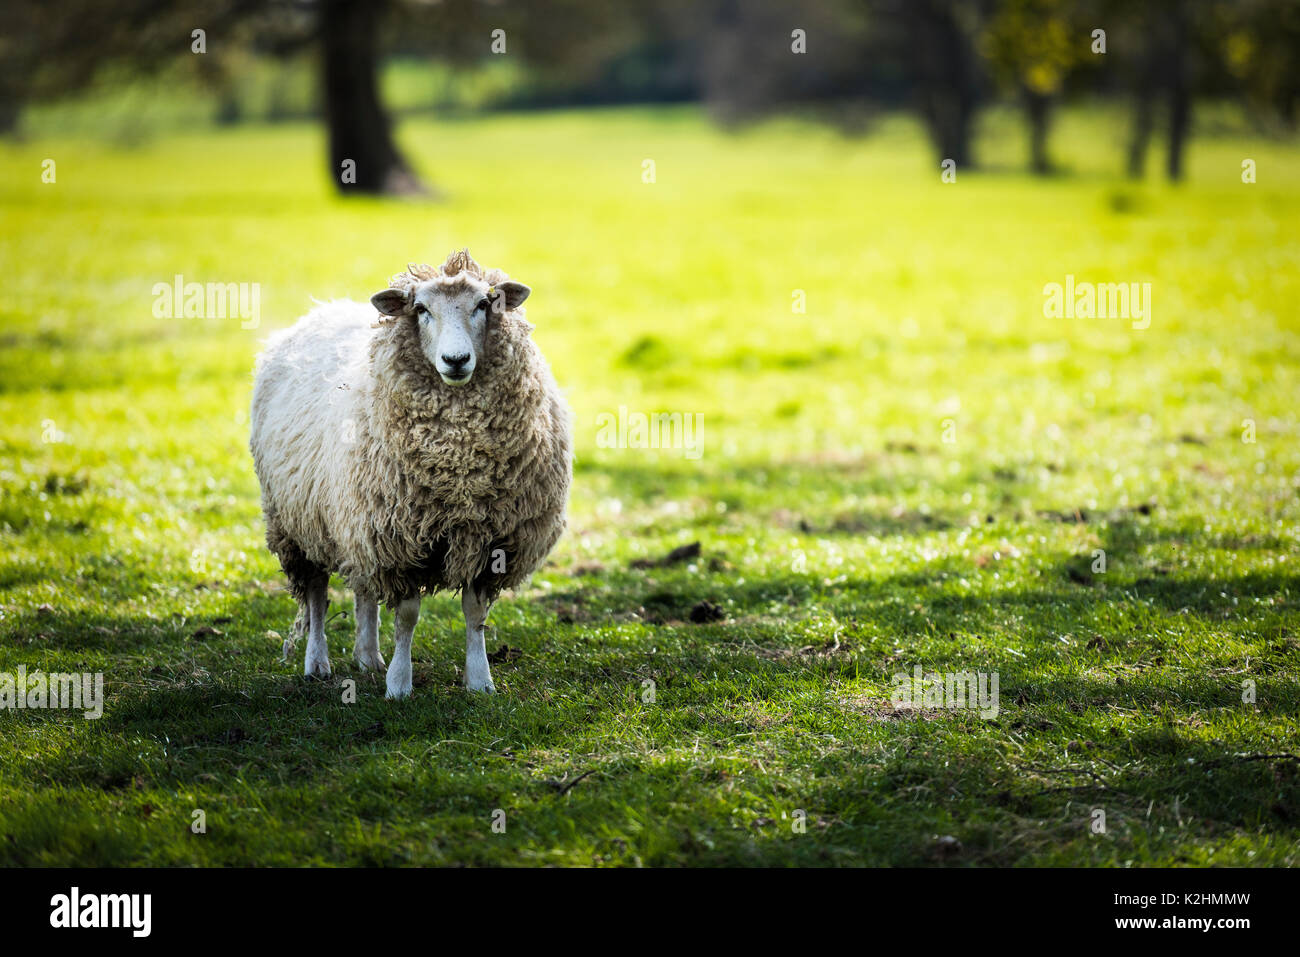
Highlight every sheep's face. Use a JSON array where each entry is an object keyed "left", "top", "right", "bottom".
[{"left": 371, "top": 277, "right": 530, "bottom": 387}]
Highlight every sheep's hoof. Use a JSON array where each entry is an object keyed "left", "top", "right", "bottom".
[
  {"left": 466, "top": 680, "right": 496, "bottom": 695},
  {"left": 354, "top": 651, "right": 387, "bottom": 672},
  {"left": 303, "top": 658, "right": 332, "bottom": 679},
  {"left": 386, "top": 661, "right": 412, "bottom": 699},
  {"left": 386, "top": 673, "right": 411, "bottom": 699}
]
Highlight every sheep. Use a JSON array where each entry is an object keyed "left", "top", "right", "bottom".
[{"left": 249, "top": 249, "right": 572, "bottom": 698}]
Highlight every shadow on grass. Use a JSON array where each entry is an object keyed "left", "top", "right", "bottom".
[{"left": 4, "top": 516, "right": 1297, "bottom": 864}]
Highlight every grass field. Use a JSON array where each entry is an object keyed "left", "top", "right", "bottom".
[{"left": 1, "top": 105, "right": 1298, "bottom": 866}]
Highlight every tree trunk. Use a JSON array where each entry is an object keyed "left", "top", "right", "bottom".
[
  {"left": 320, "top": 0, "right": 424, "bottom": 196},
  {"left": 0, "top": 95, "right": 19, "bottom": 136},
  {"left": 1127, "top": 88, "right": 1154, "bottom": 179},
  {"left": 908, "top": 0, "right": 978, "bottom": 168},
  {"left": 1165, "top": 5, "right": 1191, "bottom": 182},
  {"left": 1024, "top": 89, "right": 1052, "bottom": 175},
  {"left": 1126, "top": 4, "right": 1168, "bottom": 181}
]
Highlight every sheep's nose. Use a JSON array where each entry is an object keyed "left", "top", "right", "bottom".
[{"left": 441, "top": 353, "right": 470, "bottom": 370}]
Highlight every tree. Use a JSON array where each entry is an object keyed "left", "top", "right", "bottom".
[
  {"left": 901, "top": 0, "right": 986, "bottom": 168},
  {"left": 1122, "top": 0, "right": 1197, "bottom": 182},
  {"left": 1207, "top": 0, "right": 1300, "bottom": 131},
  {"left": 320, "top": 0, "right": 421, "bottom": 195},
  {"left": 681, "top": 0, "right": 985, "bottom": 166},
  {"left": 982, "top": 0, "right": 1092, "bottom": 174},
  {"left": 0, "top": 0, "right": 423, "bottom": 195}
]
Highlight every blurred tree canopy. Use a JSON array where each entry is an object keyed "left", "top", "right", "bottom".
[{"left": 1, "top": 0, "right": 1296, "bottom": 192}]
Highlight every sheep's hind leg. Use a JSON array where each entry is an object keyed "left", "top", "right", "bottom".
[
  {"left": 303, "top": 580, "right": 332, "bottom": 678},
  {"left": 463, "top": 586, "right": 495, "bottom": 694},
  {"left": 353, "top": 593, "right": 385, "bottom": 671},
  {"left": 385, "top": 596, "right": 420, "bottom": 700}
]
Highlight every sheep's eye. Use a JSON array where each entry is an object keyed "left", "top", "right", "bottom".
[
  {"left": 414, "top": 303, "right": 428, "bottom": 315},
  {"left": 476, "top": 298, "right": 490, "bottom": 313}
]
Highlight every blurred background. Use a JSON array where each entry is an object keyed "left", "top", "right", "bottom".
[
  {"left": 4, "top": 0, "right": 1299, "bottom": 186},
  {"left": 1, "top": 0, "right": 1298, "bottom": 616}
]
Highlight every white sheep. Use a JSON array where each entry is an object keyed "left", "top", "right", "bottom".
[{"left": 249, "top": 250, "right": 572, "bottom": 698}]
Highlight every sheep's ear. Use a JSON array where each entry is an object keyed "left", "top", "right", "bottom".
[
  {"left": 493, "top": 281, "right": 530, "bottom": 312},
  {"left": 370, "top": 288, "right": 410, "bottom": 316}
]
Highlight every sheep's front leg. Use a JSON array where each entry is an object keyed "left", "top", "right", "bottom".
[
  {"left": 463, "top": 586, "right": 495, "bottom": 694},
  {"left": 353, "top": 593, "right": 385, "bottom": 671},
  {"left": 303, "top": 581, "right": 332, "bottom": 677},
  {"left": 386, "top": 596, "right": 420, "bottom": 700}
]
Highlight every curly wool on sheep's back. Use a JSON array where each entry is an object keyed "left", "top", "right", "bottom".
[{"left": 249, "top": 250, "right": 573, "bottom": 609}]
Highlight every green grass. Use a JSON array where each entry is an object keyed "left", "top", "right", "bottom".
[{"left": 1, "top": 104, "right": 1298, "bottom": 866}]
